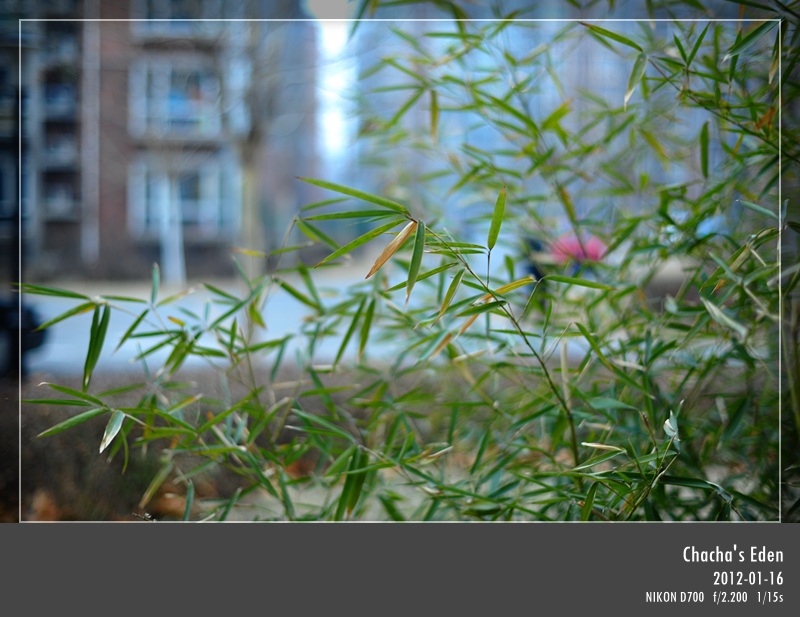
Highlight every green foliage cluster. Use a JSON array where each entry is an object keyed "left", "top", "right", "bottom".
[{"left": 22, "top": 1, "right": 798, "bottom": 521}]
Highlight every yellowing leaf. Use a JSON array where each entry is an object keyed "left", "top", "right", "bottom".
[{"left": 365, "top": 220, "right": 418, "bottom": 279}]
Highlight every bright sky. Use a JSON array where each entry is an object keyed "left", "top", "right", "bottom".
[{"left": 304, "top": 0, "right": 356, "bottom": 165}]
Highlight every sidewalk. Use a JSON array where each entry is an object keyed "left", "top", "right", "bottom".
[{"left": 23, "top": 257, "right": 378, "bottom": 378}]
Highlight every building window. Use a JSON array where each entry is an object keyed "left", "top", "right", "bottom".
[
  {"left": 131, "top": 0, "right": 224, "bottom": 38},
  {"left": 130, "top": 60, "right": 222, "bottom": 138},
  {"left": 128, "top": 154, "right": 240, "bottom": 241}
]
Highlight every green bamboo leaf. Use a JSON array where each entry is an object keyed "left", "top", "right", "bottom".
[
  {"left": 182, "top": 480, "right": 195, "bottom": 521},
  {"left": 138, "top": 461, "right": 174, "bottom": 509},
  {"left": 700, "top": 120, "right": 709, "bottom": 179},
  {"left": 580, "top": 22, "right": 643, "bottom": 52},
  {"left": 624, "top": 53, "right": 647, "bottom": 110},
  {"left": 23, "top": 398, "right": 92, "bottom": 407},
  {"left": 347, "top": 448, "right": 370, "bottom": 515},
  {"left": 275, "top": 279, "right": 322, "bottom": 312},
  {"left": 334, "top": 449, "right": 359, "bottom": 521},
  {"left": 588, "top": 397, "right": 638, "bottom": 411},
  {"left": 335, "top": 298, "right": 365, "bottom": 368},
  {"left": 406, "top": 220, "right": 426, "bottom": 307},
  {"left": 300, "top": 196, "right": 349, "bottom": 211},
  {"left": 292, "top": 409, "right": 355, "bottom": 443},
  {"left": 700, "top": 297, "right": 749, "bottom": 341},
  {"left": 298, "top": 177, "right": 409, "bottom": 214},
  {"left": 36, "top": 301, "right": 95, "bottom": 331},
  {"left": 316, "top": 219, "right": 405, "bottom": 269},
  {"left": 303, "top": 210, "right": 398, "bottom": 221},
  {"left": 17, "top": 283, "right": 90, "bottom": 300},
  {"left": 487, "top": 187, "right": 506, "bottom": 251},
  {"left": 325, "top": 444, "right": 359, "bottom": 478},
  {"left": 738, "top": 199, "right": 779, "bottom": 221},
  {"left": 115, "top": 309, "right": 149, "bottom": 353},
  {"left": 545, "top": 275, "right": 614, "bottom": 290},
  {"left": 386, "top": 262, "right": 457, "bottom": 292},
  {"left": 456, "top": 299, "right": 506, "bottom": 318},
  {"left": 572, "top": 449, "right": 627, "bottom": 471},
  {"left": 486, "top": 95, "right": 539, "bottom": 136},
  {"left": 574, "top": 323, "right": 649, "bottom": 395},
  {"left": 723, "top": 20, "right": 778, "bottom": 62},
  {"left": 37, "top": 407, "right": 106, "bottom": 438},
  {"left": 295, "top": 219, "right": 340, "bottom": 250},
  {"left": 687, "top": 22, "right": 710, "bottom": 67},
  {"left": 99, "top": 409, "right": 125, "bottom": 453},
  {"left": 83, "top": 304, "right": 111, "bottom": 391},
  {"left": 387, "top": 88, "right": 425, "bottom": 129},
  {"left": 44, "top": 383, "right": 106, "bottom": 406},
  {"left": 672, "top": 33, "right": 687, "bottom": 63},
  {"left": 435, "top": 267, "right": 466, "bottom": 324},
  {"left": 542, "top": 100, "right": 572, "bottom": 131},
  {"left": 358, "top": 297, "right": 376, "bottom": 363},
  {"left": 581, "top": 482, "right": 599, "bottom": 521}
]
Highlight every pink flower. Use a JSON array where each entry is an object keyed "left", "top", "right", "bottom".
[{"left": 550, "top": 233, "right": 607, "bottom": 264}]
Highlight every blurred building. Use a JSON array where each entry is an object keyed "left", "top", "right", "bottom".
[{"left": 8, "top": 0, "right": 319, "bottom": 284}]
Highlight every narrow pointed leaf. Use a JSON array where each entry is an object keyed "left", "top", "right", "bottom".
[
  {"left": 580, "top": 482, "right": 599, "bottom": 521},
  {"left": 182, "top": 481, "right": 195, "bottom": 521},
  {"left": 545, "top": 275, "right": 614, "bottom": 290},
  {"left": 83, "top": 304, "right": 111, "bottom": 391},
  {"left": 35, "top": 301, "right": 95, "bottom": 331},
  {"left": 687, "top": 22, "right": 709, "bottom": 67},
  {"left": 386, "top": 262, "right": 457, "bottom": 292},
  {"left": 365, "top": 220, "right": 417, "bottom": 279},
  {"left": 17, "top": 283, "right": 90, "bottom": 300},
  {"left": 317, "top": 219, "right": 404, "bottom": 269},
  {"left": 298, "top": 177, "right": 409, "bottom": 214},
  {"left": 580, "top": 22, "right": 643, "bottom": 52},
  {"left": 700, "top": 297, "right": 748, "bottom": 341},
  {"left": 99, "top": 409, "right": 125, "bottom": 453},
  {"left": 37, "top": 407, "right": 106, "bottom": 438},
  {"left": 347, "top": 448, "right": 370, "bottom": 514},
  {"left": 358, "top": 298, "right": 376, "bottom": 363},
  {"left": 738, "top": 199, "right": 778, "bottom": 221},
  {"left": 624, "top": 53, "right": 647, "bottom": 110},
  {"left": 487, "top": 187, "right": 506, "bottom": 251},
  {"left": 456, "top": 299, "right": 506, "bottom": 318},
  {"left": 303, "top": 209, "right": 398, "bottom": 221},
  {"left": 45, "top": 383, "right": 106, "bottom": 406},
  {"left": 405, "top": 220, "right": 426, "bottom": 307},
  {"left": 723, "top": 20, "right": 778, "bottom": 62},
  {"left": 699, "top": 120, "right": 709, "bottom": 179},
  {"left": 335, "top": 298, "right": 365, "bottom": 367},
  {"left": 296, "top": 219, "right": 340, "bottom": 250},
  {"left": 275, "top": 279, "right": 322, "bottom": 312},
  {"left": 138, "top": 461, "right": 175, "bottom": 509},
  {"left": 672, "top": 34, "right": 687, "bottom": 63},
  {"left": 435, "top": 267, "right": 466, "bottom": 324}
]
